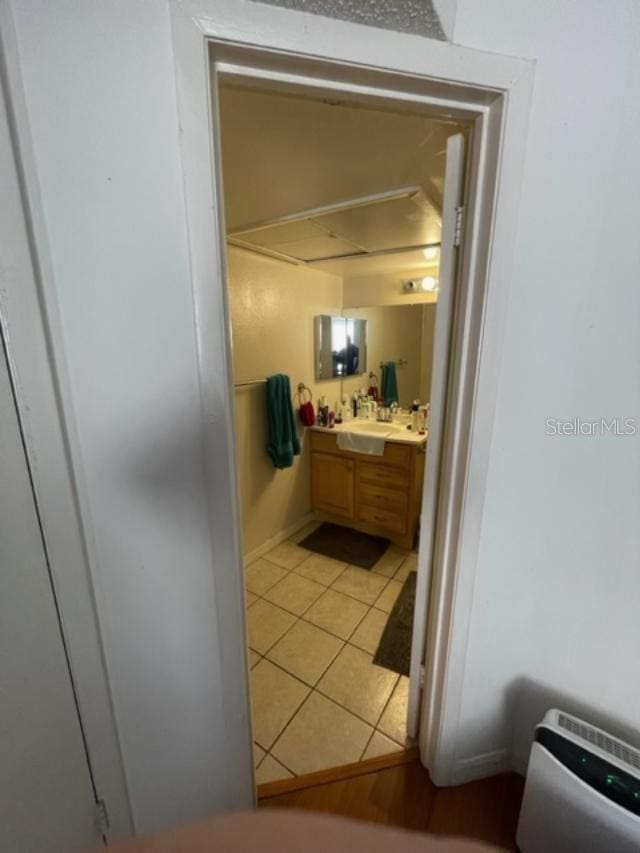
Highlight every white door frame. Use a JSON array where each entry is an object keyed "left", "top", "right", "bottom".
[
  {"left": 0, "top": 5, "right": 133, "bottom": 838},
  {"left": 170, "top": 0, "right": 533, "bottom": 788}
]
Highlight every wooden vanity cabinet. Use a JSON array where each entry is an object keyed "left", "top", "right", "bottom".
[
  {"left": 310, "top": 451, "right": 355, "bottom": 519},
  {"left": 309, "top": 431, "right": 425, "bottom": 549}
]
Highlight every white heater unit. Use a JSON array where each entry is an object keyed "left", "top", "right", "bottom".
[{"left": 517, "top": 709, "right": 640, "bottom": 852}]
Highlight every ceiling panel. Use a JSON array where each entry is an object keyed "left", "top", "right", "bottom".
[{"left": 230, "top": 189, "right": 441, "bottom": 264}]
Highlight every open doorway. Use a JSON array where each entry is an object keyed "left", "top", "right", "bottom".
[{"left": 217, "top": 81, "right": 468, "bottom": 787}]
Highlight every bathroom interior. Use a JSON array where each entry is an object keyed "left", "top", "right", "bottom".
[{"left": 218, "top": 80, "right": 467, "bottom": 786}]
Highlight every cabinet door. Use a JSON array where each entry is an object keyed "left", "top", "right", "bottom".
[{"left": 311, "top": 452, "right": 355, "bottom": 519}]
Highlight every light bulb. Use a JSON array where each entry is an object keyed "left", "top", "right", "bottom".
[
  {"left": 421, "top": 276, "right": 439, "bottom": 292},
  {"left": 422, "top": 246, "right": 439, "bottom": 261}
]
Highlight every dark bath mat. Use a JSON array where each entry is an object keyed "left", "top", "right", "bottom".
[
  {"left": 373, "top": 571, "right": 417, "bottom": 677},
  {"left": 299, "top": 522, "right": 389, "bottom": 570}
]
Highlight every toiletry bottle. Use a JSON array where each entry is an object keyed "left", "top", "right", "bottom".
[
  {"left": 340, "top": 395, "right": 350, "bottom": 422},
  {"left": 318, "top": 396, "right": 327, "bottom": 427},
  {"left": 411, "top": 400, "right": 420, "bottom": 431},
  {"left": 418, "top": 407, "right": 427, "bottom": 435}
]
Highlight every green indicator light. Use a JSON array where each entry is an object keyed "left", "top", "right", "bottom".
[{"left": 581, "top": 757, "right": 588, "bottom": 764}]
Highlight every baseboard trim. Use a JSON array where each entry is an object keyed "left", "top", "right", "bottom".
[
  {"left": 510, "top": 752, "right": 529, "bottom": 777},
  {"left": 258, "top": 747, "right": 418, "bottom": 800},
  {"left": 451, "top": 748, "right": 510, "bottom": 785},
  {"left": 245, "top": 512, "right": 316, "bottom": 565}
]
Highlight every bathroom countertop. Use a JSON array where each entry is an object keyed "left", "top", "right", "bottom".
[{"left": 309, "top": 421, "right": 427, "bottom": 447}]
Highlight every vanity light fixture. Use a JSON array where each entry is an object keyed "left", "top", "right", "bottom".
[
  {"left": 402, "top": 276, "right": 440, "bottom": 294},
  {"left": 422, "top": 246, "right": 440, "bottom": 261}
]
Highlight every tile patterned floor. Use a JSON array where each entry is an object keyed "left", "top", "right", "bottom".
[{"left": 245, "top": 524, "right": 415, "bottom": 784}]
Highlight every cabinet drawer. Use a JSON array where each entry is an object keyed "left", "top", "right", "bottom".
[
  {"left": 359, "top": 461, "right": 410, "bottom": 491},
  {"left": 310, "top": 431, "right": 411, "bottom": 468},
  {"left": 358, "top": 503, "right": 406, "bottom": 535},
  {"left": 381, "top": 442, "right": 411, "bottom": 468},
  {"left": 310, "top": 432, "right": 340, "bottom": 454},
  {"left": 359, "top": 482, "right": 408, "bottom": 514}
]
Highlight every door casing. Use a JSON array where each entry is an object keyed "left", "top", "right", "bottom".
[{"left": 170, "top": 0, "right": 534, "bottom": 795}]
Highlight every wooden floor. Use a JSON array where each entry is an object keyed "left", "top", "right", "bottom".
[{"left": 259, "top": 759, "right": 524, "bottom": 851}]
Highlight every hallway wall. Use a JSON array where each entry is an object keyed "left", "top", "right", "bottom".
[{"left": 447, "top": 0, "right": 640, "bottom": 778}]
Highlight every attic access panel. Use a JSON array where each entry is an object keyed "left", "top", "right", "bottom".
[{"left": 227, "top": 187, "right": 441, "bottom": 264}]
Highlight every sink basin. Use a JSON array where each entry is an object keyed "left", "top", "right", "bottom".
[
  {"left": 345, "top": 420, "right": 409, "bottom": 436},
  {"left": 347, "top": 421, "right": 394, "bottom": 435}
]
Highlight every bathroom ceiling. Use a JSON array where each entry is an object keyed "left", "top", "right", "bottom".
[
  {"left": 227, "top": 187, "right": 441, "bottom": 267},
  {"left": 219, "top": 84, "right": 466, "bottom": 277}
]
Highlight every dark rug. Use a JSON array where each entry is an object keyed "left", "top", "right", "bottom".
[
  {"left": 373, "top": 571, "right": 417, "bottom": 677},
  {"left": 299, "top": 522, "right": 389, "bottom": 570}
]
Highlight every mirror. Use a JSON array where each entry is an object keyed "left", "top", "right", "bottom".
[
  {"left": 315, "top": 315, "right": 367, "bottom": 379},
  {"left": 341, "top": 304, "right": 436, "bottom": 408}
]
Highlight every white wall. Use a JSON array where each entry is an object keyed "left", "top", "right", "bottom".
[
  {"left": 7, "top": 0, "right": 251, "bottom": 834},
  {"left": 449, "top": 0, "right": 640, "bottom": 774},
  {"left": 0, "top": 339, "right": 98, "bottom": 852}
]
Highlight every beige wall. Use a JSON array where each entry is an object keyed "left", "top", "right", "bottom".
[
  {"left": 343, "top": 270, "right": 439, "bottom": 308},
  {"left": 419, "top": 304, "right": 437, "bottom": 404},
  {"left": 227, "top": 247, "right": 343, "bottom": 554},
  {"left": 342, "top": 305, "right": 425, "bottom": 408}
]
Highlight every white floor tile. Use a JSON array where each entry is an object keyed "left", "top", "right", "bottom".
[
  {"left": 372, "top": 547, "right": 407, "bottom": 578},
  {"left": 374, "top": 579, "right": 403, "bottom": 614},
  {"left": 247, "top": 599, "right": 297, "bottom": 655},
  {"left": 272, "top": 692, "right": 372, "bottom": 775},
  {"left": 267, "top": 620, "right": 344, "bottom": 686},
  {"left": 349, "top": 607, "right": 388, "bottom": 656},
  {"left": 253, "top": 743, "right": 266, "bottom": 768},
  {"left": 294, "top": 552, "right": 347, "bottom": 586},
  {"left": 332, "top": 565, "right": 390, "bottom": 605},
  {"left": 362, "top": 730, "right": 402, "bottom": 761},
  {"left": 377, "top": 676, "right": 410, "bottom": 745},
  {"left": 263, "top": 572, "right": 325, "bottom": 616},
  {"left": 318, "top": 644, "right": 398, "bottom": 725},
  {"left": 303, "top": 588, "right": 369, "bottom": 640},
  {"left": 264, "top": 541, "right": 310, "bottom": 570},
  {"left": 394, "top": 552, "right": 418, "bottom": 582},
  {"left": 255, "top": 754, "right": 293, "bottom": 784},
  {"left": 250, "top": 659, "right": 310, "bottom": 749},
  {"left": 245, "top": 558, "right": 288, "bottom": 596}
]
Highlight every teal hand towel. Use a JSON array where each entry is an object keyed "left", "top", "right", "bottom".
[
  {"left": 381, "top": 361, "right": 399, "bottom": 406},
  {"left": 266, "top": 374, "right": 301, "bottom": 469}
]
